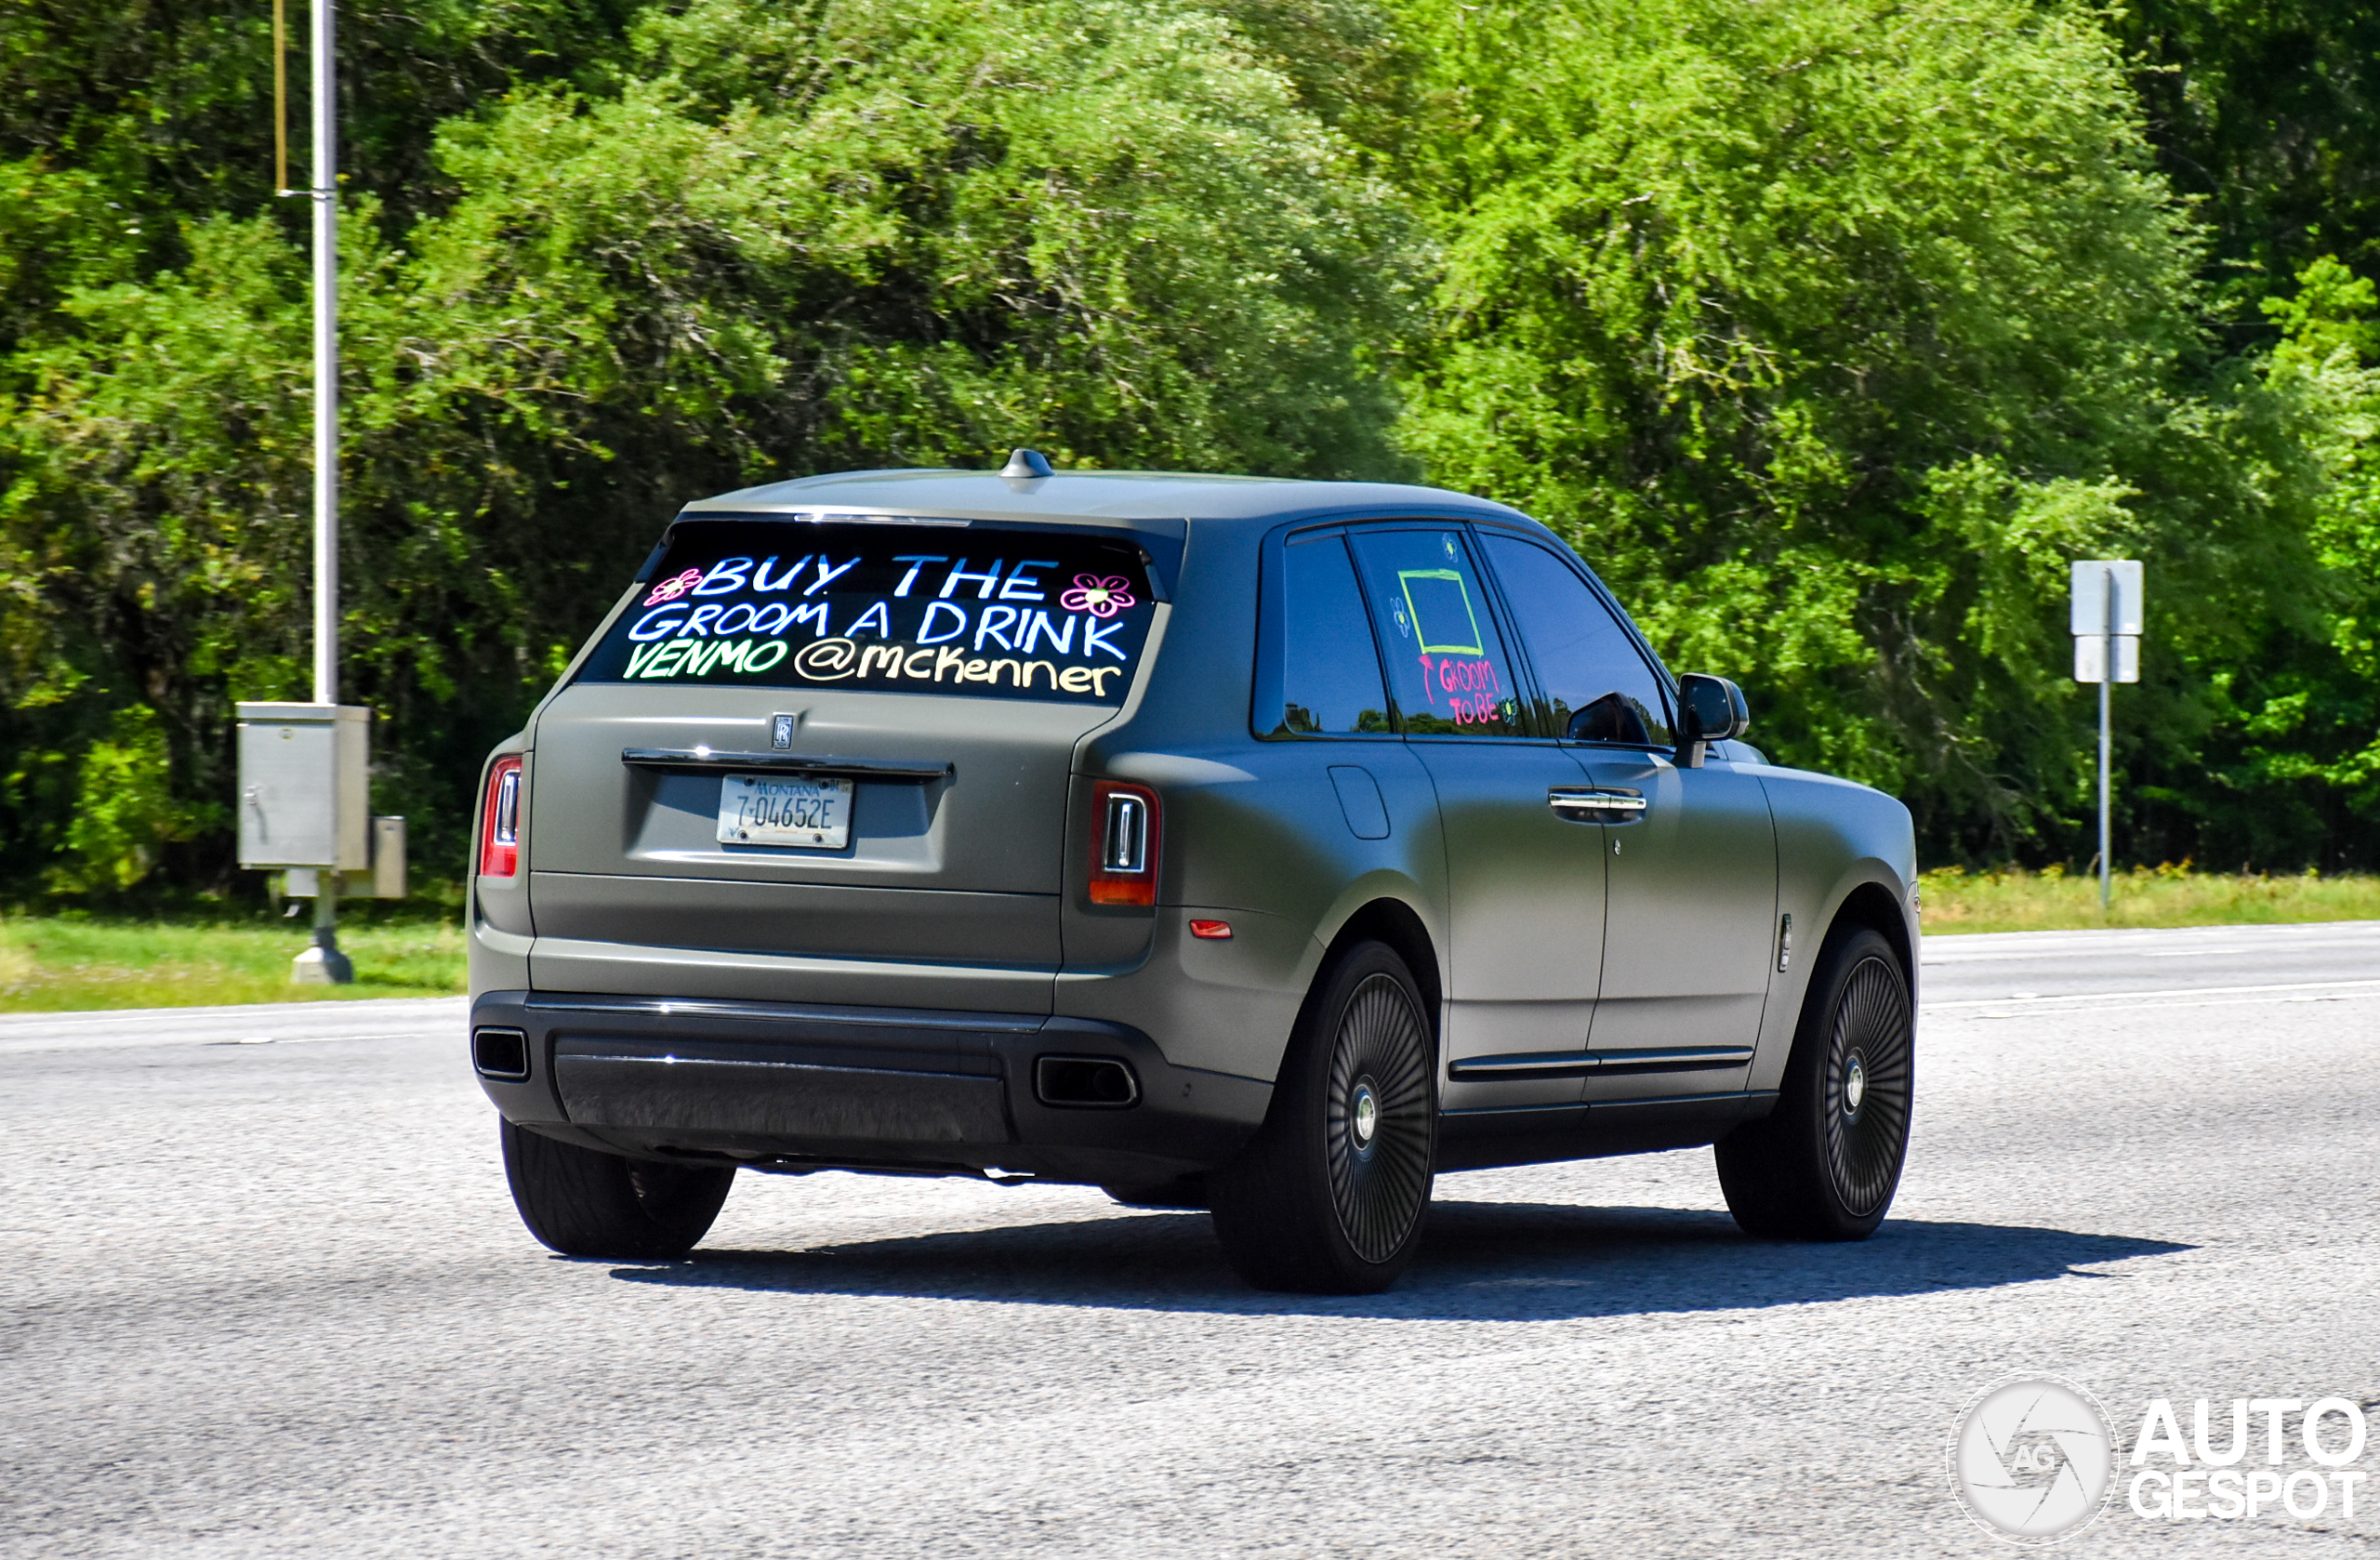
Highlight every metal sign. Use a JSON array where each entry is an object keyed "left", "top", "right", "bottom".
[
  {"left": 2070, "top": 560, "right": 2144, "bottom": 908},
  {"left": 2069, "top": 560, "right": 2144, "bottom": 637},
  {"left": 2071, "top": 560, "right": 2142, "bottom": 683}
]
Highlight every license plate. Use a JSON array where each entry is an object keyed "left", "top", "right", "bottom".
[{"left": 717, "top": 773, "right": 852, "bottom": 849}]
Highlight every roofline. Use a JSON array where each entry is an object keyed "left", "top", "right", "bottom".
[{"left": 675, "top": 476, "right": 1538, "bottom": 535}]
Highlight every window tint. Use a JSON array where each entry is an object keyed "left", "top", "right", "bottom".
[
  {"left": 1479, "top": 532, "right": 1673, "bottom": 746},
  {"left": 1347, "top": 527, "right": 1525, "bottom": 736},
  {"left": 1277, "top": 534, "right": 1393, "bottom": 735},
  {"left": 575, "top": 521, "right": 1154, "bottom": 704}
]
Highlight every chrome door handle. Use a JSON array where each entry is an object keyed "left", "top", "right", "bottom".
[{"left": 1547, "top": 787, "right": 1646, "bottom": 820}]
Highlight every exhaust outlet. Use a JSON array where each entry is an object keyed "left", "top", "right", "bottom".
[
  {"left": 1035, "top": 1054, "right": 1140, "bottom": 1109},
  {"left": 472, "top": 1026, "right": 531, "bottom": 1080}
]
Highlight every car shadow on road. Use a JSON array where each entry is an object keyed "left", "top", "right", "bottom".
[{"left": 608, "top": 1199, "right": 2190, "bottom": 1320}]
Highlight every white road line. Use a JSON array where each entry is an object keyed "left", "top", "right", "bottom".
[
  {"left": 0, "top": 997, "right": 463, "bottom": 1057},
  {"left": 1923, "top": 932, "right": 2380, "bottom": 965},
  {"left": 1926, "top": 977, "right": 2380, "bottom": 1011}
]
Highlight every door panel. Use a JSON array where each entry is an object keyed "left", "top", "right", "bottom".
[
  {"left": 1470, "top": 528, "right": 1776, "bottom": 1103},
  {"left": 1414, "top": 745, "right": 1610, "bottom": 1109},
  {"left": 1344, "top": 524, "right": 1605, "bottom": 1111},
  {"left": 1571, "top": 749, "right": 1777, "bottom": 1100}
]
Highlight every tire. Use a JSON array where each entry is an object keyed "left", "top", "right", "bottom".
[
  {"left": 1208, "top": 940, "right": 1436, "bottom": 1293},
  {"left": 500, "top": 1117, "right": 736, "bottom": 1260},
  {"left": 1102, "top": 1174, "right": 1208, "bottom": 1210},
  {"left": 1715, "top": 926, "right": 1912, "bottom": 1240}
]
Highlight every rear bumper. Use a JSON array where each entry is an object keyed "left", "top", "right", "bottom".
[{"left": 470, "top": 990, "right": 1270, "bottom": 1183}]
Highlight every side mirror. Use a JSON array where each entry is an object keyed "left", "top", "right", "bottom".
[{"left": 1675, "top": 674, "right": 1750, "bottom": 768}]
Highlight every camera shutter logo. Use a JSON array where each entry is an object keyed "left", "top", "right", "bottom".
[{"left": 1949, "top": 1376, "right": 2116, "bottom": 1543}]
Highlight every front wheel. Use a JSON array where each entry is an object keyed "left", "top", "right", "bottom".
[
  {"left": 1208, "top": 940, "right": 1436, "bottom": 1293},
  {"left": 500, "top": 1118, "right": 735, "bottom": 1260},
  {"left": 1715, "top": 926, "right": 1911, "bottom": 1240}
]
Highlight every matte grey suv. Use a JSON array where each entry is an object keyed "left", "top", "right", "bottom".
[{"left": 470, "top": 457, "right": 1918, "bottom": 1293}]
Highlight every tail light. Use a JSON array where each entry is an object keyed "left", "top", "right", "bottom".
[
  {"left": 479, "top": 756, "right": 523, "bottom": 878},
  {"left": 1089, "top": 780, "right": 1160, "bottom": 906}
]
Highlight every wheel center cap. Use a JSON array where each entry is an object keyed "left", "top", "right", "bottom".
[
  {"left": 1351, "top": 1083, "right": 1380, "bottom": 1147},
  {"left": 1844, "top": 1056, "right": 1868, "bottom": 1115}
]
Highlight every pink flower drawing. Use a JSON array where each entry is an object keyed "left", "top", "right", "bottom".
[
  {"left": 643, "top": 567, "right": 705, "bottom": 606},
  {"left": 1061, "top": 574, "right": 1136, "bottom": 619}
]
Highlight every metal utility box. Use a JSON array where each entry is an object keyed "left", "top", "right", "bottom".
[
  {"left": 284, "top": 816, "right": 406, "bottom": 900},
  {"left": 368, "top": 814, "right": 406, "bottom": 898},
  {"left": 236, "top": 703, "right": 370, "bottom": 870}
]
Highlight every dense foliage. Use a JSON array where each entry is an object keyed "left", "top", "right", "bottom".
[{"left": 3, "top": 0, "right": 2377, "bottom": 892}]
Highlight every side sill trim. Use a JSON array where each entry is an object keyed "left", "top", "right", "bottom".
[
  {"left": 1448, "top": 1044, "right": 1754, "bottom": 1080},
  {"left": 1592, "top": 1046, "right": 1755, "bottom": 1075},
  {"left": 1448, "top": 1051, "right": 1595, "bottom": 1079}
]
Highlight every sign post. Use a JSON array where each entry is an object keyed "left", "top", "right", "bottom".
[{"left": 2070, "top": 561, "right": 2143, "bottom": 911}]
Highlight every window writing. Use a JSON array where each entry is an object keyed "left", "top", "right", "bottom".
[
  {"left": 575, "top": 521, "right": 1156, "bottom": 703},
  {"left": 1347, "top": 528, "right": 1525, "bottom": 736}
]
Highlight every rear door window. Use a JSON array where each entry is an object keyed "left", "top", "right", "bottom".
[
  {"left": 1346, "top": 527, "right": 1526, "bottom": 736},
  {"left": 1276, "top": 533, "right": 1394, "bottom": 735},
  {"left": 575, "top": 520, "right": 1156, "bottom": 703},
  {"left": 1477, "top": 531, "right": 1673, "bottom": 746}
]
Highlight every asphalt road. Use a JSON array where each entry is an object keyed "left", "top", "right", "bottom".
[{"left": 5, "top": 921, "right": 2378, "bottom": 1557}]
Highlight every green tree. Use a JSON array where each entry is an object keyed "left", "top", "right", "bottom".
[
  {"left": 51, "top": 704, "right": 209, "bottom": 892},
  {"left": 0, "top": 0, "right": 1414, "bottom": 890},
  {"left": 1391, "top": 0, "right": 2343, "bottom": 863},
  {"left": 2115, "top": 1, "right": 2380, "bottom": 313},
  {"left": 2182, "top": 254, "right": 2380, "bottom": 861}
]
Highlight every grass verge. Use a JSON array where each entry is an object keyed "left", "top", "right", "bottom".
[
  {"left": 4, "top": 867, "right": 2374, "bottom": 1011},
  {"left": 0, "top": 907, "right": 465, "bottom": 1011},
  {"left": 1920, "top": 865, "right": 2380, "bottom": 935}
]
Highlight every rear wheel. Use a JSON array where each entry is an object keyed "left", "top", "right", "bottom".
[
  {"left": 1715, "top": 926, "right": 1911, "bottom": 1240},
  {"left": 500, "top": 1118, "right": 735, "bottom": 1260},
  {"left": 1209, "top": 940, "right": 1436, "bottom": 1293}
]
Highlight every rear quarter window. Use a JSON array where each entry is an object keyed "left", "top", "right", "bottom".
[
  {"left": 576, "top": 521, "right": 1157, "bottom": 704},
  {"left": 1276, "top": 533, "right": 1393, "bottom": 735}
]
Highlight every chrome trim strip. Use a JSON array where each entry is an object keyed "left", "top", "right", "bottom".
[
  {"left": 622, "top": 747, "right": 952, "bottom": 782},
  {"left": 522, "top": 992, "right": 1048, "bottom": 1033},
  {"left": 1591, "top": 1046, "right": 1755, "bottom": 1074},
  {"left": 1448, "top": 1051, "right": 1598, "bottom": 1078}
]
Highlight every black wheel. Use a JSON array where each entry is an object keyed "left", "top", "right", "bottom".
[
  {"left": 1208, "top": 940, "right": 1436, "bottom": 1293},
  {"left": 1715, "top": 926, "right": 1911, "bottom": 1240},
  {"left": 1102, "top": 1174, "right": 1208, "bottom": 1210},
  {"left": 500, "top": 1117, "right": 735, "bottom": 1260}
]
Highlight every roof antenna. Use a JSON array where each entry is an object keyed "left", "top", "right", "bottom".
[{"left": 999, "top": 448, "right": 1054, "bottom": 480}]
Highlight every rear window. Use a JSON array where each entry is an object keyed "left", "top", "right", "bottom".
[{"left": 576, "top": 520, "right": 1157, "bottom": 704}]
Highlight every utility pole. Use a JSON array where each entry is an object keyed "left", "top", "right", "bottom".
[
  {"left": 309, "top": 0, "right": 337, "bottom": 716},
  {"left": 237, "top": 0, "right": 407, "bottom": 985},
  {"left": 2071, "top": 561, "right": 2143, "bottom": 912},
  {"left": 303, "top": 0, "right": 346, "bottom": 980}
]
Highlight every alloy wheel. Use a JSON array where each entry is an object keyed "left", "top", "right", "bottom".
[
  {"left": 1324, "top": 972, "right": 1435, "bottom": 1263},
  {"left": 1821, "top": 953, "right": 1912, "bottom": 1218}
]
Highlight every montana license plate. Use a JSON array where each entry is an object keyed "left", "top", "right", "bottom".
[{"left": 717, "top": 773, "right": 852, "bottom": 849}]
